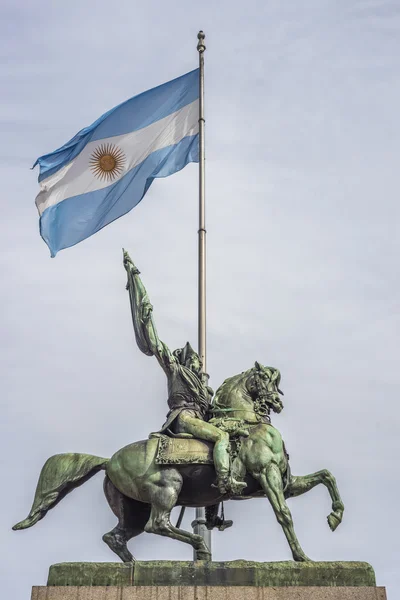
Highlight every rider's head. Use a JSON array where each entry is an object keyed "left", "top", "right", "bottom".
[{"left": 173, "top": 342, "right": 202, "bottom": 374}]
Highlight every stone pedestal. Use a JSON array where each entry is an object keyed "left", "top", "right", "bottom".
[
  {"left": 31, "top": 561, "right": 387, "bottom": 600},
  {"left": 32, "top": 587, "right": 387, "bottom": 599}
]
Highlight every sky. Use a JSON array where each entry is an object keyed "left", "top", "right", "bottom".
[{"left": 1, "top": 0, "right": 399, "bottom": 597}]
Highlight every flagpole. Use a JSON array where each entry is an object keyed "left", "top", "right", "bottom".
[
  {"left": 197, "top": 30, "right": 206, "bottom": 377},
  {"left": 192, "top": 29, "right": 212, "bottom": 558}
]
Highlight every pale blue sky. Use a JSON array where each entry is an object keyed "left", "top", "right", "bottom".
[{"left": 1, "top": 1, "right": 399, "bottom": 598}]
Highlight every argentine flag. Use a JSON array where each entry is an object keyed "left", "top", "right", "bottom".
[{"left": 34, "top": 70, "right": 199, "bottom": 256}]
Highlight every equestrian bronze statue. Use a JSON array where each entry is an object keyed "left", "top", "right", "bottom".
[
  {"left": 13, "top": 252, "right": 345, "bottom": 563},
  {"left": 123, "top": 250, "right": 246, "bottom": 496}
]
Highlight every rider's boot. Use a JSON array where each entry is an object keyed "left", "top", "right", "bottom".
[
  {"left": 228, "top": 477, "right": 247, "bottom": 495},
  {"left": 212, "top": 474, "right": 247, "bottom": 495},
  {"left": 212, "top": 474, "right": 230, "bottom": 495}
]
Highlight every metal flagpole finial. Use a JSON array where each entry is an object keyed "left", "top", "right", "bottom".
[{"left": 197, "top": 30, "right": 206, "bottom": 53}]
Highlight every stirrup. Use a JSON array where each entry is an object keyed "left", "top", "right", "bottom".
[{"left": 206, "top": 516, "right": 233, "bottom": 531}]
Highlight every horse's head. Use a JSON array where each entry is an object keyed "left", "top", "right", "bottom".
[{"left": 246, "top": 362, "right": 284, "bottom": 415}]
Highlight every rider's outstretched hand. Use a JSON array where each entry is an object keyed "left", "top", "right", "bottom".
[{"left": 123, "top": 249, "right": 140, "bottom": 274}]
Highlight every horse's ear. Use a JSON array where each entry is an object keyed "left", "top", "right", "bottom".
[{"left": 254, "top": 361, "right": 262, "bottom": 371}]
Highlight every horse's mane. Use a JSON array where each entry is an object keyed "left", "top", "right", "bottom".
[{"left": 212, "top": 367, "right": 253, "bottom": 405}]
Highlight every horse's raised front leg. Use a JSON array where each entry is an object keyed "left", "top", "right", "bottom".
[
  {"left": 285, "top": 470, "right": 344, "bottom": 532},
  {"left": 256, "top": 464, "right": 311, "bottom": 562},
  {"left": 144, "top": 468, "right": 211, "bottom": 560}
]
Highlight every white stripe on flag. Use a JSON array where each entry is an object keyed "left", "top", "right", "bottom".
[{"left": 36, "top": 99, "right": 199, "bottom": 216}]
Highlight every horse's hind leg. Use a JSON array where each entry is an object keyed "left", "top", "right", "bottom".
[
  {"left": 285, "top": 470, "right": 344, "bottom": 531},
  {"left": 103, "top": 476, "right": 150, "bottom": 562},
  {"left": 144, "top": 469, "right": 211, "bottom": 560},
  {"left": 257, "top": 464, "right": 311, "bottom": 562}
]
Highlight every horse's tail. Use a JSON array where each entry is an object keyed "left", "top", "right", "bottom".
[{"left": 12, "top": 453, "right": 108, "bottom": 531}]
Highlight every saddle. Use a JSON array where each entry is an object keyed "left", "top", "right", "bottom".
[
  {"left": 154, "top": 434, "right": 214, "bottom": 465},
  {"left": 152, "top": 418, "right": 251, "bottom": 466},
  {"left": 153, "top": 431, "right": 291, "bottom": 493}
]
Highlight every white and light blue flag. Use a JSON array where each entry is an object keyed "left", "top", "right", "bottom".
[{"left": 34, "top": 69, "right": 199, "bottom": 256}]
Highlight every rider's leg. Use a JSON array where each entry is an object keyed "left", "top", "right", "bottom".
[
  {"left": 177, "top": 412, "right": 229, "bottom": 492},
  {"left": 177, "top": 412, "right": 245, "bottom": 494},
  {"left": 285, "top": 470, "right": 344, "bottom": 531},
  {"left": 256, "top": 463, "right": 311, "bottom": 562}
]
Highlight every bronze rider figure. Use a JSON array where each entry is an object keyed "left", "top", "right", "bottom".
[{"left": 123, "top": 250, "right": 246, "bottom": 495}]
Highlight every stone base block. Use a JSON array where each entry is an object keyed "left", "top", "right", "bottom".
[
  {"left": 46, "top": 560, "right": 377, "bottom": 587},
  {"left": 32, "top": 586, "right": 387, "bottom": 600},
  {"left": 31, "top": 561, "right": 387, "bottom": 600}
]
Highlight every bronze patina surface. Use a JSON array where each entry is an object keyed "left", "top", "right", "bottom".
[
  {"left": 13, "top": 253, "right": 345, "bottom": 565},
  {"left": 155, "top": 436, "right": 214, "bottom": 465}
]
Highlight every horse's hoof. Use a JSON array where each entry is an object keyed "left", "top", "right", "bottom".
[
  {"left": 196, "top": 550, "right": 212, "bottom": 561},
  {"left": 102, "top": 533, "right": 135, "bottom": 563},
  {"left": 328, "top": 511, "right": 342, "bottom": 531},
  {"left": 293, "top": 552, "right": 312, "bottom": 562}
]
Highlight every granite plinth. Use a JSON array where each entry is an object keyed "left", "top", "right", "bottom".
[
  {"left": 32, "top": 585, "right": 388, "bottom": 600},
  {"left": 47, "top": 560, "right": 376, "bottom": 587}
]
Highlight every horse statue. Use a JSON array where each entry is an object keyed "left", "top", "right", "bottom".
[
  {"left": 13, "top": 252, "right": 344, "bottom": 562},
  {"left": 13, "top": 360, "right": 344, "bottom": 563}
]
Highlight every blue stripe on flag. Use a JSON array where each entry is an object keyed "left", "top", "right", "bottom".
[
  {"left": 39, "top": 134, "right": 199, "bottom": 257},
  {"left": 35, "top": 69, "right": 199, "bottom": 182}
]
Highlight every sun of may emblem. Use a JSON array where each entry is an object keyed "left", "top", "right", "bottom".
[{"left": 89, "top": 143, "right": 126, "bottom": 182}]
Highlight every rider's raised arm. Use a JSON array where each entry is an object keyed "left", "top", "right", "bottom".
[{"left": 123, "top": 250, "right": 177, "bottom": 374}]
